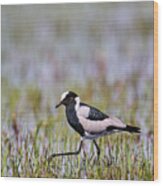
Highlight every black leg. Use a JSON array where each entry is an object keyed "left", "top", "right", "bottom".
[
  {"left": 48, "top": 140, "right": 83, "bottom": 162},
  {"left": 93, "top": 140, "right": 100, "bottom": 159}
]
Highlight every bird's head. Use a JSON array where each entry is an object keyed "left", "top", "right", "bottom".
[{"left": 55, "top": 91, "right": 80, "bottom": 108}]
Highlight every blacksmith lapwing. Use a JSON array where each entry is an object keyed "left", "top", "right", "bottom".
[{"left": 48, "top": 91, "right": 140, "bottom": 161}]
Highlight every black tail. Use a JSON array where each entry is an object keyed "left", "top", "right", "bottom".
[{"left": 124, "top": 125, "right": 140, "bottom": 133}]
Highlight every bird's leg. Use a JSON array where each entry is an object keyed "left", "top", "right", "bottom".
[
  {"left": 93, "top": 140, "right": 100, "bottom": 159},
  {"left": 48, "top": 140, "right": 83, "bottom": 162}
]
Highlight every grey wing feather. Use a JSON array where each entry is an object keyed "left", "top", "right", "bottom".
[{"left": 80, "top": 103, "right": 109, "bottom": 121}]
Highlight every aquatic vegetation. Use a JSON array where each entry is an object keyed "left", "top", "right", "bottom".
[{"left": 1, "top": 80, "right": 154, "bottom": 180}]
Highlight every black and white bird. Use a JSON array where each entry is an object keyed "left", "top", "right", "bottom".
[{"left": 48, "top": 91, "right": 140, "bottom": 161}]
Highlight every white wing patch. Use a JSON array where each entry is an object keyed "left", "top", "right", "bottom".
[
  {"left": 77, "top": 106, "right": 90, "bottom": 118},
  {"left": 78, "top": 115, "right": 126, "bottom": 133}
]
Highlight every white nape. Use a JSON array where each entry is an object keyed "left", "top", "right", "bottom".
[{"left": 75, "top": 97, "right": 80, "bottom": 111}]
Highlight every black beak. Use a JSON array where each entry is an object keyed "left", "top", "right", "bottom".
[{"left": 55, "top": 102, "right": 62, "bottom": 108}]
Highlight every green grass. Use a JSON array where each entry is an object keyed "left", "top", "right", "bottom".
[{"left": 1, "top": 78, "right": 154, "bottom": 180}]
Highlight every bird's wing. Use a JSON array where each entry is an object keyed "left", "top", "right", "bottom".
[
  {"left": 77, "top": 104, "right": 126, "bottom": 133},
  {"left": 107, "top": 116, "right": 126, "bottom": 129},
  {"left": 78, "top": 115, "right": 126, "bottom": 133},
  {"left": 79, "top": 103, "right": 109, "bottom": 121}
]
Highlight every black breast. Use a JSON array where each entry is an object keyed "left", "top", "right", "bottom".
[{"left": 65, "top": 103, "right": 85, "bottom": 136}]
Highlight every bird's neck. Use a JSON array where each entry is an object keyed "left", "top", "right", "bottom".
[
  {"left": 65, "top": 100, "right": 84, "bottom": 136},
  {"left": 66, "top": 101, "right": 79, "bottom": 126},
  {"left": 65, "top": 96, "right": 80, "bottom": 115}
]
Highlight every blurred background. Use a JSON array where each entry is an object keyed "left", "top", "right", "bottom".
[{"left": 1, "top": 2, "right": 154, "bottom": 179}]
